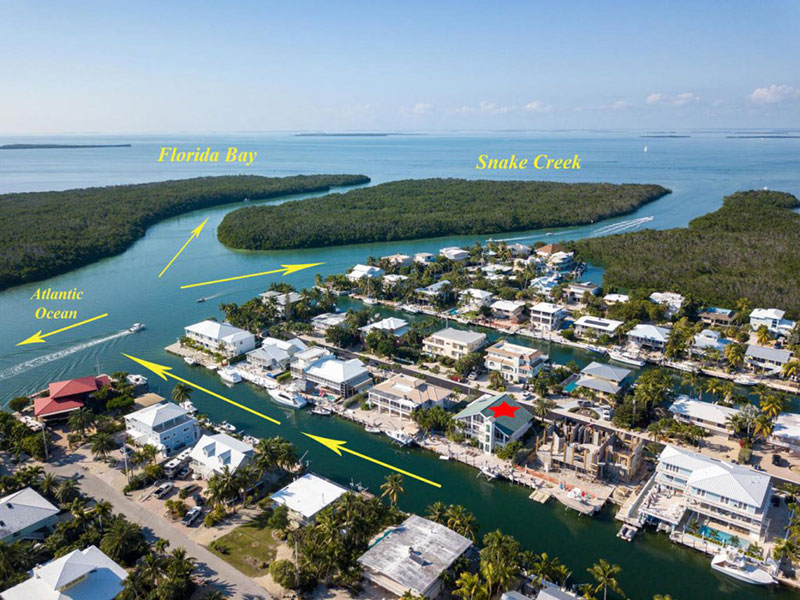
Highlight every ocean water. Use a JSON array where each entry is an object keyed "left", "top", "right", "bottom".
[{"left": 1, "top": 132, "right": 799, "bottom": 599}]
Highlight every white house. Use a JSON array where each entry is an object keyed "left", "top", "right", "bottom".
[
  {"left": 368, "top": 374, "right": 452, "bottom": 418},
  {"left": 246, "top": 337, "right": 308, "bottom": 371},
  {"left": 530, "top": 274, "right": 560, "bottom": 297},
  {"left": 650, "top": 291, "right": 685, "bottom": 317},
  {"left": 691, "top": 329, "right": 731, "bottom": 355},
  {"left": 454, "top": 393, "right": 533, "bottom": 453},
  {"left": 382, "top": 274, "right": 409, "bottom": 288},
  {"left": 0, "top": 545, "right": 127, "bottom": 600},
  {"left": 770, "top": 413, "right": 800, "bottom": 452},
  {"left": 124, "top": 401, "right": 201, "bottom": 455},
  {"left": 271, "top": 473, "right": 349, "bottom": 524},
  {"left": 573, "top": 316, "right": 622, "bottom": 339},
  {"left": 311, "top": 312, "right": 348, "bottom": 333},
  {"left": 422, "top": 327, "right": 487, "bottom": 360},
  {"left": 564, "top": 282, "right": 600, "bottom": 304},
  {"left": 439, "top": 246, "right": 470, "bottom": 262},
  {"left": 529, "top": 302, "right": 566, "bottom": 332},
  {"left": 347, "top": 264, "right": 385, "bottom": 281},
  {"left": 507, "top": 243, "right": 532, "bottom": 257},
  {"left": 745, "top": 344, "right": 793, "bottom": 373},
  {"left": 490, "top": 299, "right": 526, "bottom": 322},
  {"left": 359, "top": 317, "right": 409, "bottom": 338},
  {"left": 414, "top": 252, "right": 435, "bottom": 264},
  {"left": 381, "top": 253, "right": 413, "bottom": 267},
  {"left": 484, "top": 341, "right": 548, "bottom": 384},
  {"left": 189, "top": 433, "right": 255, "bottom": 479},
  {"left": 627, "top": 324, "right": 671, "bottom": 352},
  {"left": 184, "top": 320, "right": 256, "bottom": 358},
  {"left": 459, "top": 288, "right": 494, "bottom": 311},
  {"left": 259, "top": 290, "right": 302, "bottom": 314},
  {"left": 415, "top": 280, "right": 451, "bottom": 302},
  {"left": 293, "top": 353, "right": 373, "bottom": 397},
  {"left": 750, "top": 308, "right": 796, "bottom": 337},
  {"left": 603, "top": 293, "right": 629, "bottom": 305},
  {"left": 668, "top": 396, "right": 739, "bottom": 435},
  {"left": 571, "top": 362, "right": 632, "bottom": 398},
  {"left": 0, "top": 487, "right": 60, "bottom": 544}
]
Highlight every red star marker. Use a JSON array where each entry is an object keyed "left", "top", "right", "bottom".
[{"left": 489, "top": 400, "right": 520, "bottom": 419}]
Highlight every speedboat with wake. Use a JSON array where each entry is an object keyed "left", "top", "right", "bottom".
[{"left": 129, "top": 323, "right": 145, "bottom": 333}]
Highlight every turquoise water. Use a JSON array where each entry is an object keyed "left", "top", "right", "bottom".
[
  {"left": 1, "top": 132, "right": 799, "bottom": 599},
  {"left": 699, "top": 526, "right": 744, "bottom": 549}
]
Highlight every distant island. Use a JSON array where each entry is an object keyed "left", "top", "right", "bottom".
[
  {"left": 574, "top": 189, "right": 800, "bottom": 315},
  {"left": 0, "top": 174, "right": 369, "bottom": 290},
  {"left": 294, "top": 133, "right": 416, "bottom": 137},
  {"left": 640, "top": 135, "right": 691, "bottom": 138},
  {"left": 726, "top": 135, "right": 800, "bottom": 139},
  {"left": 217, "top": 178, "right": 670, "bottom": 251},
  {"left": 0, "top": 143, "right": 132, "bottom": 149}
]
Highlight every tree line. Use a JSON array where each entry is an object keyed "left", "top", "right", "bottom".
[
  {"left": 217, "top": 178, "right": 670, "bottom": 250},
  {"left": 0, "top": 174, "right": 368, "bottom": 290}
]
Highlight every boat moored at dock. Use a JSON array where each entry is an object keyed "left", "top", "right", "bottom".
[{"left": 710, "top": 549, "right": 776, "bottom": 585}]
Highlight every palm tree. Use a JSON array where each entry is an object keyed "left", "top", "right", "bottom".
[
  {"left": 681, "top": 371, "right": 699, "bottom": 396},
  {"left": 703, "top": 379, "right": 724, "bottom": 401},
  {"left": 723, "top": 343, "right": 745, "bottom": 369},
  {"left": 425, "top": 501, "right": 449, "bottom": 524},
  {"left": 68, "top": 407, "right": 96, "bottom": 438},
  {"left": 171, "top": 383, "right": 193, "bottom": 404},
  {"left": 38, "top": 473, "right": 58, "bottom": 498},
  {"left": 533, "top": 396, "right": 555, "bottom": 422},
  {"left": 782, "top": 359, "right": 800, "bottom": 391},
  {"left": 380, "top": 473, "right": 405, "bottom": 505},
  {"left": 56, "top": 478, "right": 78, "bottom": 504},
  {"left": 756, "top": 325, "right": 771, "bottom": 346},
  {"left": 100, "top": 517, "right": 145, "bottom": 565},
  {"left": 446, "top": 505, "right": 478, "bottom": 542},
  {"left": 139, "top": 444, "right": 158, "bottom": 465},
  {"left": 760, "top": 393, "right": 786, "bottom": 420},
  {"left": 453, "top": 571, "right": 486, "bottom": 600},
  {"left": 90, "top": 431, "right": 116, "bottom": 461},
  {"left": 587, "top": 559, "right": 624, "bottom": 600},
  {"left": 753, "top": 414, "right": 774, "bottom": 440}
]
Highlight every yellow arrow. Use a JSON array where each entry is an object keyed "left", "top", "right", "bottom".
[
  {"left": 122, "top": 353, "right": 281, "bottom": 425},
  {"left": 17, "top": 313, "right": 109, "bottom": 346},
  {"left": 158, "top": 218, "right": 209, "bottom": 278},
  {"left": 303, "top": 433, "right": 442, "bottom": 488},
  {"left": 180, "top": 263, "right": 324, "bottom": 289}
]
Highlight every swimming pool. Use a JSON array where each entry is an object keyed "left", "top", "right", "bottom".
[{"left": 698, "top": 525, "right": 743, "bottom": 548}]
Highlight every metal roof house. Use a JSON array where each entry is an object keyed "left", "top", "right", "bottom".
[
  {"left": 124, "top": 401, "right": 200, "bottom": 456},
  {"left": 188, "top": 433, "right": 255, "bottom": 479},
  {"left": 0, "top": 487, "right": 60, "bottom": 544},
  {"left": 271, "top": 473, "right": 349, "bottom": 524},
  {"left": 358, "top": 514, "right": 473, "bottom": 599},
  {"left": 454, "top": 392, "right": 533, "bottom": 453},
  {"left": 34, "top": 375, "right": 111, "bottom": 420},
  {"left": 627, "top": 324, "right": 671, "bottom": 352},
  {"left": 668, "top": 396, "right": 739, "bottom": 435},
  {"left": 745, "top": 344, "right": 793, "bottom": 373},
  {"left": 570, "top": 362, "right": 632, "bottom": 398}
]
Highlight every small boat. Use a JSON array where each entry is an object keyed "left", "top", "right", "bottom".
[
  {"left": 643, "top": 145, "right": 648, "bottom": 153},
  {"left": 733, "top": 374, "right": 758, "bottom": 386},
  {"left": 311, "top": 406, "right": 332, "bottom": 416},
  {"left": 400, "top": 304, "right": 420, "bottom": 314},
  {"left": 385, "top": 429, "right": 414, "bottom": 446},
  {"left": 363, "top": 297, "right": 378, "bottom": 305},
  {"left": 219, "top": 421, "right": 236, "bottom": 432},
  {"left": 179, "top": 400, "right": 197, "bottom": 414},
  {"left": 478, "top": 466, "right": 499, "bottom": 480},
  {"left": 587, "top": 345, "right": 608, "bottom": 356},
  {"left": 196, "top": 297, "right": 207, "bottom": 303},
  {"left": 711, "top": 549, "right": 775, "bottom": 585},
  {"left": 439, "top": 455, "right": 450, "bottom": 461},
  {"left": 268, "top": 388, "right": 308, "bottom": 409},
  {"left": 219, "top": 367, "right": 242, "bottom": 385},
  {"left": 365, "top": 424, "right": 382, "bottom": 434},
  {"left": 243, "top": 435, "right": 259, "bottom": 446},
  {"left": 608, "top": 349, "right": 646, "bottom": 367},
  {"left": 129, "top": 323, "right": 145, "bottom": 333},
  {"left": 183, "top": 356, "right": 197, "bottom": 366}
]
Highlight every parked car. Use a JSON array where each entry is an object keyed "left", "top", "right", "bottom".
[
  {"left": 772, "top": 454, "right": 783, "bottom": 466},
  {"left": 182, "top": 506, "right": 203, "bottom": 526},
  {"left": 177, "top": 466, "right": 191, "bottom": 478},
  {"left": 153, "top": 482, "right": 174, "bottom": 499},
  {"left": 193, "top": 494, "right": 205, "bottom": 506}
]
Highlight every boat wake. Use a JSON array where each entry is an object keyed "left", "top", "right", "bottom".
[
  {"left": 0, "top": 329, "right": 132, "bottom": 382},
  {"left": 493, "top": 230, "right": 579, "bottom": 243},
  {"left": 590, "top": 216, "right": 654, "bottom": 237}
]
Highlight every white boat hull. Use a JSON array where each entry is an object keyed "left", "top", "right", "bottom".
[
  {"left": 608, "top": 351, "right": 646, "bottom": 367},
  {"left": 268, "top": 389, "right": 307, "bottom": 409},
  {"left": 711, "top": 563, "right": 775, "bottom": 585}
]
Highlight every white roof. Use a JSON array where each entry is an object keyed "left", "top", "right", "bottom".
[
  {"left": 0, "top": 487, "right": 59, "bottom": 540},
  {"left": 306, "top": 356, "right": 370, "bottom": 384},
  {"left": 581, "top": 361, "right": 631, "bottom": 382},
  {"left": 124, "top": 401, "right": 190, "bottom": 429},
  {"left": 460, "top": 288, "right": 494, "bottom": 300},
  {"left": 428, "top": 327, "right": 486, "bottom": 345},
  {"left": 772, "top": 413, "right": 800, "bottom": 443},
  {"left": 1, "top": 545, "right": 127, "bottom": 600},
  {"left": 650, "top": 291, "right": 685, "bottom": 306},
  {"left": 746, "top": 344, "right": 792, "bottom": 364},
  {"left": 185, "top": 320, "right": 253, "bottom": 344},
  {"left": 751, "top": 308, "right": 785, "bottom": 320},
  {"left": 603, "top": 293, "right": 629, "bottom": 304},
  {"left": 574, "top": 315, "right": 623, "bottom": 333},
  {"left": 311, "top": 312, "right": 348, "bottom": 328},
  {"left": 629, "top": 323, "right": 671, "bottom": 343},
  {"left": 359, "top": 317, "right": 409, "bottom": 335},
  {"left": 668, "top": 396, "right": 739, "bottom": 426},
  {"left": 659, "top": 445, "right": 771, "bottom": 507},
  {"left": 491, "top": 300, "right": 525, "bottom": 312},
  {"left": 189, "top": 433, "right": 254, "bottom": 474},
  {"left": 531, "top": 301, "right": 563, "bottom": 314},
  {"left": 383, "top": 274, "right": 408, "bottom": 284},
  {"left": 271, "top": 473, "right": 349, "bottom": 519}
]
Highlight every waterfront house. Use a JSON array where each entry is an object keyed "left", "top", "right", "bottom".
[
  {"left": 564, "top": 282, "right": 599, "bottom": 304},
  {"left": 347, "top": 264, "right": 385, "bottom": 281},
  {"left": 750, "top": 307, "right": 796, "bottom": 337},
  {"left": 454, "top": 392, "right": 533, "bottom": 453},
  {"left": 546, "top": 251, "right": 576, "bottom": 273},
  {"left": 290, "top": 347, "right": 332, "bottom": 377},
  {"left": 484, "top": 341, "right": 548, "bottom": 384},
  {"left": 699, "top": 307, "right": 735, "bottom": 327},
  {"left": 271, "top": 473, "right": 349, "bottom": 524},
  {"left": 246, "top": 337, "right": 309, "bottom": 371},
  {"left": 368, "top": 374, "right": 452, "bottom": 418},
  {"left": 641, "top": 445, "right": 772, "bottom": 540},
  {"left": 34, "top": 374, "right": 111, "bottom": 420},
  {"left": 414, "top": 252, "right": 435, "bottom": 264},
  {"left": 668, "top": 396, "right": 739, "bottom": 435},
  {"left": 649, "top": 291, "right": 684, "bottom": 317},
  {"left": 184, "top": 320, "right": 256, "bottom": 358},
  {"left": 0, "top": 545, "right": 127, "bottom": 600},
  {"left": 382, "top": 253, "right": 413, "bottom": 267},
  {"left": 124, "top": 401, "right": 201, "bottom": 456},
  {"left": 189, "top": 433, "right": 255, "bottom": 479},
  {"left": 358, "top": 514, "right": 473, "bottom": 600},
  {"left": 382, "top": 274, "right": 409, "bottom": 288},
  {"left": 422, "top": 327, "right": 487, "bottom": 361},
  {"left": 293, "top": 353, "right": 372, "bottom": 398},
  {"left": 530, "top": 302, "right": 566, "bottom": 332},
  {"left": 745, "top": 344, "right": 793, "bottom": 373},
  {"left": 508, "top": 242, "right": 532, "bottom": 257},
  {"left": 603, "top": 293, "right": 629, "bottom": 305},
  {"left": 530, "top": 274, "right": 560, "bottom": 297},
  {"left": 627, "top": 323, "right": 671, "bottom": 352},
  {"left": 690, "top": 329, "right": 731, "bottom": 356},
  {"left": 439, "top": 246, "right": 470, "bottom": 262},
  {"left": 310, "top": 312, "right": 348, "bottom": 333},
  {"left": 535, "top": 243, "right": 564, "bottom": 258},
  {"left": 568, "top": 362, "right": 631, "bottom": 399},
  {"left": 359, "top": 317, "right": 409, "bottom": 338},
  {"left": 490, "top": 299, "right": 526, "bottom": 322},
  {"left": 459, "top": 288, "right": 494, "bottom": 311},
  {"left": 573, "top": 316, "right": 622, "bottom": 339},
  {"left": 415, "top": 280, "right": 452, "bottom": 304},
  {"left": 0, "top": 487, "right": 59, "bottom": 544},
  {"left": 259, "top": 290, "right": 302, "bottom": 315},
  {"left": 770, "top": 413, "right": 800, "bottom": 452}
]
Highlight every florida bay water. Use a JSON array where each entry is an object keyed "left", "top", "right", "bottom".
[{"left": 1, "top": 132, "right": 800, "bottom": 599}]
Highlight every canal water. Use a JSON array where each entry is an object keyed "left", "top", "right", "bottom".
[{"left": 1, "top": 132, "right": 800, "bottom": 599}]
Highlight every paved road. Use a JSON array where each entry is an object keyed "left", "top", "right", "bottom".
[{"left": 43, "top": 461, "right": 271, "bottom": 600}]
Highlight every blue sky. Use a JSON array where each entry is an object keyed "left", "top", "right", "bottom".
[{"left": 2, "top": 0, "right": 799, "bottom": 133}]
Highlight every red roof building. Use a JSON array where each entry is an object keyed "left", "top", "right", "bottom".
[{"left": 34, "top": 375, "right": 111, "bottom": 419}]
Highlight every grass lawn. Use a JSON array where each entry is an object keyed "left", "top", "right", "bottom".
[{"left": 207, "top": 513, "right": 280, "bottom": 577}]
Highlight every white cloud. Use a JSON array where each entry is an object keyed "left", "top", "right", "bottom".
[
  {"left": 673, "top": 92, "right": 700, "bottom": 106},
  {"left": 411, "top": 102, "right": 433, "bottom": 115},
  {"left": 455, "top": 100, "right": 552, "bottom": 115},
  {"left": 645, "top": 93, "right": 663, "bottom": 105},
  {"left": 523, "top": 100, "right": 553, "bottom": 113},
  {"left": 646, "top": 92, "right": 699, "bottom": 106},
  {"left": 748, "top": 84, "right": 800, "bottom": 104}
]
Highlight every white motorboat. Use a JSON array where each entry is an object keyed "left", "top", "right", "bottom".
[
  {"left": 196, "top": 297, "right": 207, "bottom": 303},
  {"left": 183, "top": 356, "right": 197, "bottom": 366},
  {"left": 219, "top": 421, "right": 236, "bottom": 432},
  {"left": 311, "top": 405, "right": 332, "bottom": 416},
  {"left": 400, "top": 304, "right": 420, "bottom": 314},
  {"left": 711, "top": 549, "right": 775, "bottom": 585},
  {"left": 219, "top": 367, "right": 242, "bottom": 385},
  {"left": 363, "top": 297, "right": 378, "bottom": 305},
  {"left": 129, "top": 322, "right": 145, "bottom": 333},
  {"left": 608, "top": 349, "right": 646, "bottom": 367},
  {"left": 268, "top": 388, "right": 308, "bottom": 409},
  {"left": 733, "top": 374, "right": 758, "bottom": 386},
  {"left": 179, "top": 400, "right": 197, "bottom": 414},
  {"left": 478, "top": 466, "right": 499, "bottom": 480},
  {"left": 385, "top": 429, "right": 414, "bottom": 446},
  {"left": 439, "top": 455, "right": 450, "bottom": 461},
  {"left": 365, "top": 424, "right": 382, "bottom": 434},
  {"left": 587, "top": 345, "right": 608, "bottom": 356}
]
